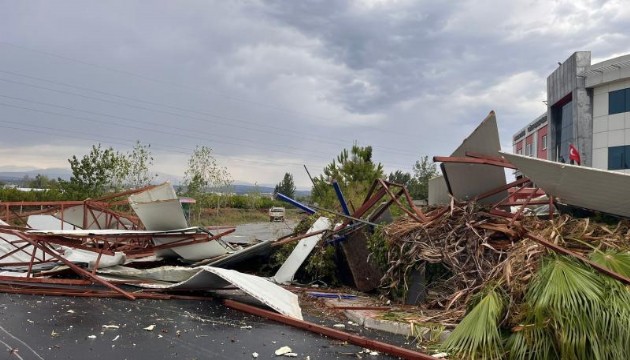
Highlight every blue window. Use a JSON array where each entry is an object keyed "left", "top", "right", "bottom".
[
  {"left": 608, "top": 146, "right": 630, "bottom": 170},
  {"left": 609, "top": 88, "right": 630, "bottom": 114}
]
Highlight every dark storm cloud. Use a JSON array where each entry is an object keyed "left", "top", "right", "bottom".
[{"left": 0, "top": 0, "right": 629, "bottom": 187}]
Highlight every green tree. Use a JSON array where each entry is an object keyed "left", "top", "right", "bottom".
[
  {"left": 387, "top": 170, "right": 411, "bottom": 186},
  {"left": 311, "top": 144, "right": 384, "bottom": 209},
  {"left": 123, "top": 141, "right": 157, "bottom": 189},
  {"left": 274, "top": 172, "right": 296, "bottom": 199},
  {"left": 27, "top": 174, "right": 59, "bottom": 189},
  {"left": 408, "top": 155, "right": 438, "bottom": 200},
  {"left": 181, "top": 146, "right": 232, "bottom": 217},
  {"left": 60, "top": 144, "right": 127, "bottom": 199}
]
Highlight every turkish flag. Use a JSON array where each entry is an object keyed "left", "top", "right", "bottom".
[{"left": 569, "top": 144, "right": 581, "bottom": 165}]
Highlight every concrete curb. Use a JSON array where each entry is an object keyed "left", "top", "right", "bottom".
[{"left": 322, "top": 297, "right": 452, "bottom": 342}]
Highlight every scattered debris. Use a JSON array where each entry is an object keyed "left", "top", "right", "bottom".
[{"left": 274, "top": 346, "right": 293, "bottom": 356}]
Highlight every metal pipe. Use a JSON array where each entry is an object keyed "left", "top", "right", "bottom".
[
  {"left": 332, "top": 180, "right": 350, "bottom": 216},
  {"left": 275, "top": 193, "right": 316, "bottom": 214},
  {"left": 223, "top": 299, "right": 435, "bottom": 360}
]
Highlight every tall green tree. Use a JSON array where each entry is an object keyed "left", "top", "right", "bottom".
[
  {"left": 274, "top": 172, "right": 296, "bottom": 199},
  {"left": 408, "top": 155, "right": 438, "bottom": 200},
  {"left": 60, "top": 144, "right": 127, "bottom": 199},
  {"left": 181, "top": 146, "right": 232, "bottom": 217},
  {"left": 123, "top": 141, "right": 157, "bottom": 189},
  {"left": 311, "top": 144, "right": 384, "bottom": 209}
]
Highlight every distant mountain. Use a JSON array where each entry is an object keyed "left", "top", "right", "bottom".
[
  {"left": 0, "top": 168, "right": 72, "bottom": 182},
  {"left": 0, "top": 168, "right": 310, "bottom": 196},
  {"left": 225, "top": 184, "right": 310, "bottom": 197}
]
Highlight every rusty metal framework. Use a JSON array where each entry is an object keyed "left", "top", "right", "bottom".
[{"left": 433, "top": 152, "right": 556, "bottom": 220}]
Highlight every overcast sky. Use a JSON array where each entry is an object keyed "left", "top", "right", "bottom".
[{"left": 0, "top": 0, "right": 628, "bottom": 189}]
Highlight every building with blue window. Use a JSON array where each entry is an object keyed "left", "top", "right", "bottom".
[{"left": 513, "top": 51, "right": 630, "bottom": 173}]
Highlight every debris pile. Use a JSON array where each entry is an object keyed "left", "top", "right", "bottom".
[{"left": 3, "top": 110, "right": 630, "bottom": 359}]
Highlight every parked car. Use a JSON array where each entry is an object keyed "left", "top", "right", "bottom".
[{"left": 268, "top": 206, "right": 285, "bottom": 222}]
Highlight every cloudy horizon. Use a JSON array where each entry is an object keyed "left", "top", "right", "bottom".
[{"left": 1, "top": 0, "right": 629, "bottom": 189}]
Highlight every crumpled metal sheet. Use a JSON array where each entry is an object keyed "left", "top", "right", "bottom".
[
  {"left": 98, "top": 265, "right": 303, "bottom": 320},
  {"left": 502, "top": 152, "right": 630, "bottom": 218},
  {"left": 128, "top": 183, "right": 230, "bottom": 261},
  {"left": 273, "top": 217, "right": 331, "bottom": 284}
]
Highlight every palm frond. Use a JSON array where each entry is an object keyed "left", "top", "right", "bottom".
[
  {"left": 441, "top": 287, "right": 505, "bottom": 359},
  {"left": 590, "top": 250, "right": 630, "bottom": 277},
  {"left": 507, "top": 324, "right": 556, "bottom": 360},
  {"left": 508, "top": 255, "right": 630, "bottom": 360}
]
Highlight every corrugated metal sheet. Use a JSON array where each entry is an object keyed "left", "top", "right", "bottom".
[
  {"left": 501, "top": 152, "right": 630, "bottom": 218},
  {"left": 443, "top": 112, "right": 507, "bottom": 204},
  {"left": 98, "top": 265, "right": 303, "bottom": 320},
  {"left": 273, "top": 217, "right": 331, "bottom": 284}
]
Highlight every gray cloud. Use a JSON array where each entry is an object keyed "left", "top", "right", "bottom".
[{"left": 0, "top": 0, "right": 628, "bottom": 187}]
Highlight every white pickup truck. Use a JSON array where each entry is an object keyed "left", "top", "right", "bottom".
[{"left": 268, "top": 207, "right": 286, "bottom": 222}]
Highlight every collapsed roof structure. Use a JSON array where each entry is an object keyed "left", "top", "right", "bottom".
[{"left": 0, "top": 183, "right": 302, "bottom": 319}]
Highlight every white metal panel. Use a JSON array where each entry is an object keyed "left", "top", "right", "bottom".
[
  {"left": 501, "top": 152, "right": 630, "bottom": 218},
  {"left": 61, "top": 248, "right": 126, "bottom": 269},
  {"left": 443, "top": 112, "right": 507, "bottom": 204},
  {"left": 151, "top": 235, "right": 230, "bottom": 261},
  {"left": 208, "top": 240, "right": 272, "bottom": 268},
  {"left": 428, "top": 176, "right": 450, "bottom": 206},
  {"left": 128, "top": 183, "right": 229, "bottom": 261},
  {"left": 27, "top": 215, "right": 75, "bottom": 230},
  {"left": 273, "top": 217, "right": 331, "bottom": 284},
  {"left": 53, "top": 205, "right": 134, "bottom": 230},
  {"left": 128, "top": 182, "right": 188, "bottom": 230},
  {"left": 130, "top": 200, "right": 188, "bottom": 230},
  {"left": 98, "top": 265, "right": 303, "bottom": 319}
]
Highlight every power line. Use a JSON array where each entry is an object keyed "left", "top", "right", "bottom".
[
  {"left": 0, "top": 93, "right": 346, "bottom": 161},
  {"left": 0, "top": 71, "right": 415, "bottom": 157},
  {"left": 0, "top": 42, "right": 423, "bottom": 144}
]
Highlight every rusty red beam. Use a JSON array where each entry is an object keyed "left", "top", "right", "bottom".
[
  {"left": 378, "top": 179, "right": 427, "bottom": 223},
  {"left": 0, "top": 285, "right": 214, "bottom": 301},
  {"left": 8, "top": 230, "right": 136, "bottom": 300},
  {"left": 340, "top": 187, "right": 388, "bottom": 228},
  {"left": 91, "top": 184, "right": 158, "bottom": 202},
  {"left": 224, "top": 299, "right": 435, "bottom": 360},
  {"left": 272, "top": 228, "right": 328, "bottom": 248},
  {"left": 0, "top": 275, "right": 92, "bottom": 286},
  {"left": 497, "top": 200, "right": 550, "bottom": 206},
  {"left": 30, "top": 236, "right": 117, "bottom": 256},
  {"left": 0, "top": 201, "right": 86, "bottom": 206},
  {"left": 475, "top": 177, "right": 531, "bottom": 202},
  {"left": 464, "top": 151, "right": 514, "bottom": 165},
  {"left": 509, "top": 188, "right": 539, "bottom": 226},
  {"left": 433, "top": 155, "right": 517, "bottom": 169},
  {"left": 525, "top": 232, "right": 630, "bottom": 285}
]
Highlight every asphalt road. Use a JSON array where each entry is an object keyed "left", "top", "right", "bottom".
[
  {"left": 0, "top": 293, "right": 416, "bottom": 360},
  {"left": 222, "top": 221, "right": 299, "bottom": 244}
]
